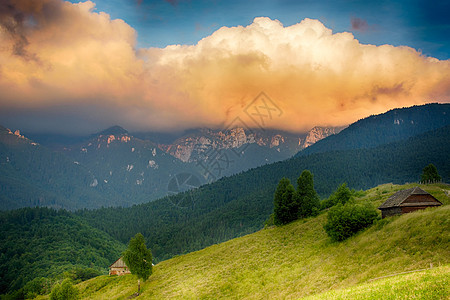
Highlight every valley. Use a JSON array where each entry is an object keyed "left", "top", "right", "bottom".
[{"left": 0, "top": 104, "right": 449, "bottom": 298}]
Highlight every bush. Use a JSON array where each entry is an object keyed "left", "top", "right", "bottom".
[
  {"left": 321, "top": 183, "right": 352, "bottom": 210},
  {"left": 50, "top": 279, "right": 78, "bottom": 300},
  {"left": 67, "top": 267, "right": 102, "bottom": 282},
  {"left": 22, "top": 277, "right": 51, "bottom": 299},
  {"left": 324, "top": 201, "right": 380, "bottom": 241}
]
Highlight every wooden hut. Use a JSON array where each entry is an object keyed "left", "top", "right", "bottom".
[
  {"left": 109, "top": 257, "right": 131, "bottom": 276},
  {"left": 378, "top": 187, "right": 442, "bottom": 218}
]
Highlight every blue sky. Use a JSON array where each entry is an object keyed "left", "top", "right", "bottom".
[{"left": 77, "top": 0, "right": 449, "bottom": 59}]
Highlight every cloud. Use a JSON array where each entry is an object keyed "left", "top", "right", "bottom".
[
  {"left": 0, "top": 0, "right": 449, "bottom": 134},
  {"left": 351, "top": 17, "right": 369, "bottom": 32}
]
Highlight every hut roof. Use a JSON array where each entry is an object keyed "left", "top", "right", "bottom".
[
  {"left": 378, "top": 187, "right": 441, "bottom": 209},
  {"left": 109, "top": 257, "right": 127, "bottom": 268}
]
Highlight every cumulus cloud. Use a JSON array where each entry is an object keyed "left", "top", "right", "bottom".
[{"left": 0, "top": 0, "right": 449, "bottom": 134}]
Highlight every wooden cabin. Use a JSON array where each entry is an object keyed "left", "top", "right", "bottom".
[
  {"left": 109, "top": 257, "right": 131, "bottom": 276},
  {"left": 378, "top": 187, "right": 442, "bottom": 218}
]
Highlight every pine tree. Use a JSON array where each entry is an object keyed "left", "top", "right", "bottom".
[
  {"left": 273, "top": 178, "right": 297, "bottom": 225},
  {"left": 296, "top": 170, "right": 320, "bottom": 218}
]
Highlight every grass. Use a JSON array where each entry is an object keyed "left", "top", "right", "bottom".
[
  {"left": 44, "top": 183, "right": 450, "bottom": 299},
  {"left": 304, "top": 265, "right": 449, "bottom": 299}
]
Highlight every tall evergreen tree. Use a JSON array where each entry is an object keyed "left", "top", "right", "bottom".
[
  {"left": 421, "top": 163, "right": 442, "bottom": 183},
  {"left": 296, "top": 170, "right": 320, "bottom": 218},
  {"left": 273, "top": 178, "right": 297, "bottom": 225}
]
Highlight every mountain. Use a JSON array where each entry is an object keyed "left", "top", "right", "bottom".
[
  {"left": 0, "top": 125, "right": 339, "bottom": 210},
  {"left": 96, "top": 125, "right": 129, "bottom": 136},
  {"left": 77, "top": 124, "right": 450, "bottom": 262},
  {"left": 154, "top": 126, "right": 342, "bottom": 181},
  {"left": 1, "top": 103, "right": 447, "bottom": 212},
  {"left": 298, "top": 103, "right": 450, "bottom": 156},
  {"left": 72, "top": 186, "right": 450, "bottom": 299},
  {"left": 0, "top": 126, "right": 113, "bottom": 210},
  {"left": 300, "top": 126, "right": 346, "bottom": 148},
  {"left": 158, "top": 127, "right": 343, "bottom": 163},
  {"left": 59, "top": 128, "right": 198, "bottom": 206}
]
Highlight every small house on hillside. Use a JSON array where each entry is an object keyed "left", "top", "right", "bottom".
[
  {"left": 378, "top": 187, "right": 442, "bottom": 218},
  {"left": 109, "top": 257, "right": 131, "bottom": 276}
]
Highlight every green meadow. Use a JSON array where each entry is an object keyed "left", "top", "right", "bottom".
[{"left": 39, "top": 183, "right": 449, "bottom": 299}]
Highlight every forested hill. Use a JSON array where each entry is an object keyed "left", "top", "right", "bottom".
[
  {"left": 0, "top": 207, "right": 125, "bottom": 295},
  {"left": 0, "top": 126, "right": 112, "bottom": 210},
  {"left": 78, "top": 124, "right": 450, "bottom": 262},
  {"left": 298, "top": 103, "right": 450, "bottom": 156}
]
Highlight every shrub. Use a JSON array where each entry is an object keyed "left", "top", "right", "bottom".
[
  {"left": 50, "top": 279, "right": 78, "bottom": 300},
  {"left": 68, "top": 267, "right": 102, "bottom": 282},
  {"left": 324, "top": 201, "right": 380, "bottom": 241},
  {"left": 321, "top": 183, "right": 352, "bottom": 210}
]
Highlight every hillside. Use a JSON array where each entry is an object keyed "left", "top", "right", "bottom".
[
  {"left": 298, "top": 103, "right": 450, "bottom": 156},
  {"left": 0, "top": 126, "right": 112, "bottom": 210},
  {"left": 0, "top": 208, "right": 125, "bottom": 295},
  {"left": 71, "top": 184, "right": 449, "bottom": 299},
  {"left": 78, "top": 125, "right": 450, "bottom": 262}
]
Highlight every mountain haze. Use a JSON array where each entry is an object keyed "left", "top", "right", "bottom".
[{"left": 0, "top": 124, "right": 339, "bottom": 210}]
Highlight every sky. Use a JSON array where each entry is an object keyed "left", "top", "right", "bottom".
[{"left": 0, "top": 0, "right": 449, "bottom": 135}]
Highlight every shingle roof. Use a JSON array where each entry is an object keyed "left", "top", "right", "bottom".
[
  {"left": 109, "top": 257, "right": 127, "bottom": 268},
  {"left": 378, "top": 187, "right": 440, "bottom": 209}
]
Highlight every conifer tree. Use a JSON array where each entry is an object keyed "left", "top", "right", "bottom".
[
  {"left": 273, "top": 178, "right": 297, "bottom": 225},
  {"left": 296, "top": 170, "right": 320, "bottom": 218}
]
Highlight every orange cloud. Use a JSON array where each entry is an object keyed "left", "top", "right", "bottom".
[{"left": 0, "top": 1, "right": 449, "bottom": 133}]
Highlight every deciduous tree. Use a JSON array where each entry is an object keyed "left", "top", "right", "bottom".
[
  {"left": 421, "top": 163, "right": 441, "bottom": 183},
  {"left": 123, "top": 233, "right": 153, "bottom": 294}
]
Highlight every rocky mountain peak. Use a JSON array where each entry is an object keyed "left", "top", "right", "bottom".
[{"left": 97, "top": 125, "right": 128, "bottom": 136}]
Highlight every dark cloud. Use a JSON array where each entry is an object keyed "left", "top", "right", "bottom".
[
  {"left": 0, "top": 0, "right": 62, "bottom": 60},
  {"left": 0, "top": 1, "right": 29, "bottom": 57},
  {"left": 351, "top": 17, "right": 369, "bottom": 31}
]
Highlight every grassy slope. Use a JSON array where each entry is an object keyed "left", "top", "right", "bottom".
[
  {"left": 304, "top": 265, "right": 449, "bottom": 300},
  {"left": 72, "top": 184, "right": 449, "bottom": 299}
]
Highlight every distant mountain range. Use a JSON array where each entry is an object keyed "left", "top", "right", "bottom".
[
  {"left": 0, "top": 122, "right": 341, "bottom": 210},
  {"left": 76, "top": 103, "right": 450, "bottom": 261},
  {"left": 1, "top": 103, "right": 448, "bottom": 211}
]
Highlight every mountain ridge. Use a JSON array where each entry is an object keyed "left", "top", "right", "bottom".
[{"left": 298, "top": 103, "right": 450, "bottom": 156}]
